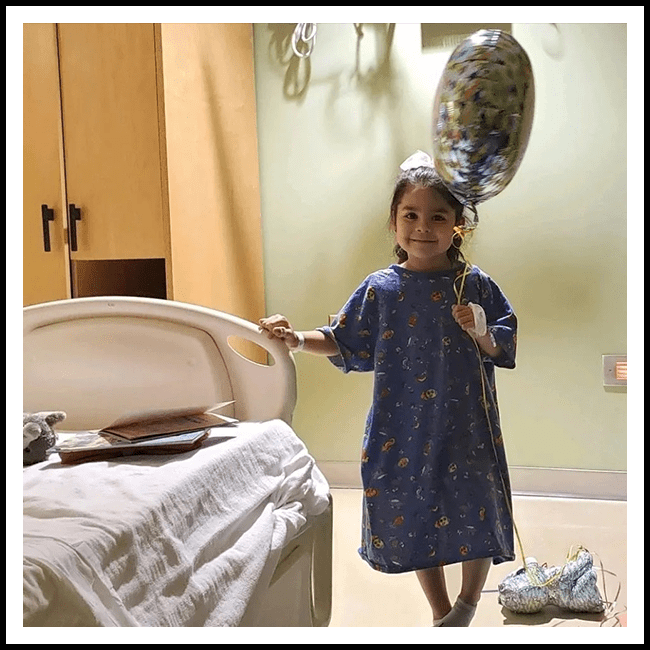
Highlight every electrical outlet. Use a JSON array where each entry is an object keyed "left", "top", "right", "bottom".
[{"left": 603, "top": 355, "right": 627, "bottom": 387}]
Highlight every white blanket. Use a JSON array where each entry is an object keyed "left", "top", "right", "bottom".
[{"left": 23, "top": 420, "right": 330, "bottom": 627}]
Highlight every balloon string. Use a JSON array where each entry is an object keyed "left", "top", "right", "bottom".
[
  {"left": 458, "top": 263, "right": 618, "bottom": 622},
  {"left": 454, "top": 254, "right": 607, "bottom": 592},
  {"left": 452, "top": 229, "right": 469, "bottom": 306},
  {"left": 454, "top": 255, "right": 532, "bottom": 575}
]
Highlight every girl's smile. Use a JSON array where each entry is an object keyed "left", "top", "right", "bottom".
[{"left": 392, "top": 185, "right": 459, "bottom": 272}]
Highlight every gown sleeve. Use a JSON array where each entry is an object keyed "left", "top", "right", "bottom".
[
  {"left": 476, "top": 271, "right": 518, "bottom": 369},
  {"left": 316, "top": 275, "right": 379, "bottom": 373}
]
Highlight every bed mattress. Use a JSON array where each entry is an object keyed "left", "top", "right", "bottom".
[{"left": 23, "top": 419, "right": 330, "bottom": 627}]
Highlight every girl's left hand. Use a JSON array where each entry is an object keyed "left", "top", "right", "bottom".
[{"left": 451, "top": 304, "right": 475, "bottom": 333}]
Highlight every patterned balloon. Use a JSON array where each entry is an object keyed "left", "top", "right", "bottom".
[{"left": 432, "top": 29, "right": 535, "bottom": 208}]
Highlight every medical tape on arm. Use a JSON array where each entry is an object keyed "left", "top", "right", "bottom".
[{"left": 467, "top": 302, "right": 487, "bottom": 338}]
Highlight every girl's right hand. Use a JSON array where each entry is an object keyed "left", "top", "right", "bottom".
[{"left": 258, "top": 314, "right": 300, "bottom": 349}]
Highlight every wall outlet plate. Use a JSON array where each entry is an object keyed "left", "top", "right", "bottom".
[{"left": 603, "top": 355, "right": 627, "bottom": 387}]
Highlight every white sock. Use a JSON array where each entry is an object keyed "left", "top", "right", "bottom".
[{"left": 433, "top": 597, "right": 477, "bottom": 627}]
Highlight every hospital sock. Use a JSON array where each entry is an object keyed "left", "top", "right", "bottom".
[{"left": 433, "top": 597, "right": 477, "bottom": 627}]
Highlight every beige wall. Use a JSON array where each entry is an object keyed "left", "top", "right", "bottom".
[{"left": 253, "top": 23, "right": 627, "bottom": 471}]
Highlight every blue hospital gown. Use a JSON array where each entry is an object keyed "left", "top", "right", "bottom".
[{"left": 318, "top": 263, "right": 517, "bottom": 573}]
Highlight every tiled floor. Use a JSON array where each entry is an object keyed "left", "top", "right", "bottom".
[{"left": 328, "top": 488, "right": 627, "bottom": 629}]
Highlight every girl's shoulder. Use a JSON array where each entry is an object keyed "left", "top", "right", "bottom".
[
  {"left": 464, "top": 263, "right": 498, "bottom": 284},
  {"left": 342, "top": 267, "right": 398, "bottom": 304},
  {"left": 359, "top": 266, "right": 401, "bottom": 287},
  {"left": 464, "top": 262, "right": 486, "bottom": 276},
  {"left": 465, "top": 264, "right": 512, "bottom": 303}
]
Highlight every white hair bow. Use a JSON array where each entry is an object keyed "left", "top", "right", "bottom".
[
  {"left": 399, "top": 150, "right": 480, "bottom": 226},
  {"left": 400, "top": 150, "right": 434, "bottom": 171}
]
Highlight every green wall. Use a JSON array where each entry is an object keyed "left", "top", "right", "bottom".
[{"left": 253, "top": 23, "right": 627, "bottom": 471}]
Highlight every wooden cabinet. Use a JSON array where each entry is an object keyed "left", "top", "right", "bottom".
[
  {"left": 57, "top": 23, "right": 168, "bottom": 263},
  {"left": 23, "top": 23, "right": 266, "bottom": 338},
  {"left": 23, "top": 23, "right": 168, "bottom": 305},
  {"left": 23, "top": 23, "right": 70, "bottom": 306}
]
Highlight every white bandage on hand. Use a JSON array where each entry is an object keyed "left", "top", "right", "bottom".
[{"left": 467, "top": 302, "right": 487, "bottom": 338}]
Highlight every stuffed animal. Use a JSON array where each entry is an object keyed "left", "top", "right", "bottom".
[
  {"left": 23, "top": 411, "right": 66, "bottom": 466},
  {"left": 498, "top": 548, "right": 605, "bottom": 614}
]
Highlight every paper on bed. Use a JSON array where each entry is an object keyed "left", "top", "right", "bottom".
[
  {"left": 23, "top": 419, "right": 330, "bottom": 627},
  {"left": 100, "top": 400, "right": 236, "bottom": 440},
  {"left": 105, "top": 400, "right": 235, "bottom": 428}
]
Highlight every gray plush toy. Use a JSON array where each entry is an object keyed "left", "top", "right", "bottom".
[{"left": 23, "top": 411, "right": 66, "bottom": 465}]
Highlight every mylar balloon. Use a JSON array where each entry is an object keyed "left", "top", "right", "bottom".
[{"left": 432, "top": 29, "right": 535, "bottom": 208}]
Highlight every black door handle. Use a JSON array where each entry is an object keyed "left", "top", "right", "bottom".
[
  {"left": 69, "top": 204, "right": 82, "bottom": 252},
  {"left": 41, "top": 204, "right": 55, "bottom": 252}
]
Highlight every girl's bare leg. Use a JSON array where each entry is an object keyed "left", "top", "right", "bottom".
[
  {"left": 428, "top": 558, "right": 492, "bottom": 627},
  {"left": 416, "top": 567, "right": 453, "bottom": 621},
  {"left": 459, "top": 557, "right": 492, "bottom": 606}
]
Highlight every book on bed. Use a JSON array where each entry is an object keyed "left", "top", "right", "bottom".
[
  {"left": 100, "top": 401, "right": 237, "bottom": 441},
  {"left": 53, "top": 401, "right": 237, "bottom": 464}
]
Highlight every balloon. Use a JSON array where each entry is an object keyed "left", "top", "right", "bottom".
[{"left": 432, "top": 29, "right": 535, "bottom": 208}]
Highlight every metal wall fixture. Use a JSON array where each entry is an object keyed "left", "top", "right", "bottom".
[{"left": 602, "top": 355, "right": 627, "bottom": 387}]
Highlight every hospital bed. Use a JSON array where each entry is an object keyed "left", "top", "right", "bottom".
[{"left": 22, "top": 296, "right": 332, "bottom": 627}]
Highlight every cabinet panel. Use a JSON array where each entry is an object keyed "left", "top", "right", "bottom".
[
  {"left": 24, "top": 22, "right": 265, "bottom": 327},
  {"left": 57, "top": 23, "right": 167, "bottom": 261},
  {"left": 160, "top": 23, "right": 265, "bottom": 323},
  {"left": 23, "top": 23, "right": 70, "bottom": 306}
]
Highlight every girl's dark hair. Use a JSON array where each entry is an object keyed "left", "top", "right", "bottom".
[{"left": 389, "top": 166, "right": 472, "bottom": 265}]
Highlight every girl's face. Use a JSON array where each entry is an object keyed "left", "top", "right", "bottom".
[{"left": 391, "top": 185, "right": 458, "bottom": 272}]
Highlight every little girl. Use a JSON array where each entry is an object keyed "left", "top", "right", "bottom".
[{"left": 260, "top": 153, "right": 517, "bottom": 627}]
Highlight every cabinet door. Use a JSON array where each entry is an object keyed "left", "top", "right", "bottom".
[
  {"left": 57, "top": 23, "right": 168, "bottom": 261},
  {"left": 23, "top": 23, "right": 70, "bottom": 306}
]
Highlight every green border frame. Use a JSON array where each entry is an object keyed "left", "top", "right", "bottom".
[{"left": 6, "top": 6, "right": 644, "bottom": 644}]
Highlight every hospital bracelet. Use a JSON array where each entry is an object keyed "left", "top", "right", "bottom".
[{"left": 293, "top": 332, "right": 306, "bottom": 352}]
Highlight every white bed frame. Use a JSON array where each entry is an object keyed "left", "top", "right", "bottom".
[{"left": 23, "top": 296, "right": 332, "bottom": 627}]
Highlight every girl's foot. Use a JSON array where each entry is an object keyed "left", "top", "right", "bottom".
[{"left": 433, "top": 597, "right": 477, "bottom": 627}]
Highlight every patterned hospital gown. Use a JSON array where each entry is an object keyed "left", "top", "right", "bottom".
[{"left": 318, "top": 263, "right": 517, "bottom": 573}]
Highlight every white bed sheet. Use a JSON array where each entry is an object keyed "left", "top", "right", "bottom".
[{"left": 23, "top": 419, "right": 330, "bottom": 627}]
